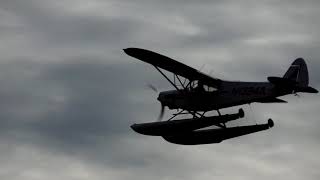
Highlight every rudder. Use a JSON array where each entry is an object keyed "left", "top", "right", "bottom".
[{"left": 283, "top": 58, "right": 309, "bottom": 87}]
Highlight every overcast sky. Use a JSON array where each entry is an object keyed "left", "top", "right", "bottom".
[{"left": 0, "top": 0, "right": 320, "bottom": 180}]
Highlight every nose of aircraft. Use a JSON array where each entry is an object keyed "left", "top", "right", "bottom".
[
  {"left": 157, "top": 94, "right": 161, "bottom": 101},
  {"left": 157, "top": 92, "right": 164, "bottom": 102},
  {"left": 157, "top": 92, "right": 166, "bottom": 105}
]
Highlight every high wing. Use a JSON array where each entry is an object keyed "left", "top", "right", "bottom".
[{"left": 123, "top": 48, "right": 222, "bottom": 88}]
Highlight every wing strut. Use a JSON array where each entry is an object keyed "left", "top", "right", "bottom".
[
  {"left": 154, "top": 66, "right": 181, "bottom": 92},
  {"left": 174, "top": 75, "right": 186, "bottom": 89}
]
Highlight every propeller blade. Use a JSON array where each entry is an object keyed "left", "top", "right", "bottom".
[
  {"left": 146, "top": 83, "right": 163, "bottom": 121},
  {"left": 158, "top": 104, "right": 165, "bottom": 121},
  {"left": 147, "top": 83, "right": 158, "bottom": 93}
]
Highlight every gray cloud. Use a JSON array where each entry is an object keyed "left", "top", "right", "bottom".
[{"left": 0, "top": 0, "right": 319, "bottom": 179}]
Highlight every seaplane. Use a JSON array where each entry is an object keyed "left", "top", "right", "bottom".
[{"left": 124, "top": 48, "right": 318, "bottom": 145}]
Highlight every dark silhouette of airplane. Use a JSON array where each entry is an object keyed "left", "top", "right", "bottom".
[{"left": 124, "top": 48, "right": 318, "bottom": 145}]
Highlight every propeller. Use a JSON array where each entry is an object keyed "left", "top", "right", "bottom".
[{"left": 146, "top": 83, "right": 165, "bottom": 121}]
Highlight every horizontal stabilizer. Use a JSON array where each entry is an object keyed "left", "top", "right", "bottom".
[
  {"left": 295, "top": 86, "right": 318, "bottom": 93},
  {"left": 257, "top": 97, "right": 287, "bottom": 103},
  {"left": 268, "top": 76, "right": 318, "bottom": 94}
]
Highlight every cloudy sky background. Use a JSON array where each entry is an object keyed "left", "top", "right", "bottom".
[{"left": 0, "top": 0, "right": 320, "bottom": 179}]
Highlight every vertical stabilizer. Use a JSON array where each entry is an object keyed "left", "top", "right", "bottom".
[{"left": 283, "top": 58, "right": 309, "bottom": 87}]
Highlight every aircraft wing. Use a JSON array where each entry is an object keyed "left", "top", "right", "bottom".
[{"left": 124, "top": 48, "right": 222, "bottom": 88}]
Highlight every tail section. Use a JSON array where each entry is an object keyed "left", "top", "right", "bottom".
[
  {"left": 283, "top": 58, "right": 308, "bottom": 87},
  {"left": 268, "top": 58, "right": 318, "bottom": 94}
]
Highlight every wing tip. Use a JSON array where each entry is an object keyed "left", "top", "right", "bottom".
[{"left": 123, "top": 48, "right": 136, "bottom": 56}]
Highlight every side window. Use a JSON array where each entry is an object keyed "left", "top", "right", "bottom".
[
  {"left": 192, "top": 80, "right": 199, "bottom": 88},
  {"left": 203, "top": 85, "right": 217, "bottom": 92},
  {"left": 204, "top": 85, "right": 209, "bottom": 91},
  {"left": 208, "top": 87, "right": 217, "bottom": 92}
]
